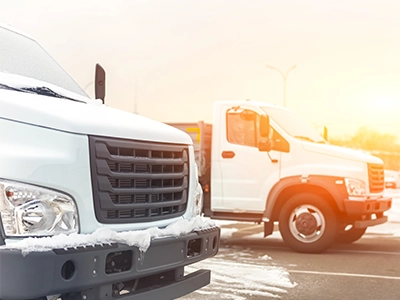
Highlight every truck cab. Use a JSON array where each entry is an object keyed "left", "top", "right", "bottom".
[
  {"left": 0, "top": 24, "right": 220, "bottom": 300},
  {"left": 169, "top": 100, "right": 391, "bottom": 253}
]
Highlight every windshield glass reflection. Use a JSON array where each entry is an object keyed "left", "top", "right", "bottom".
[{"left": 261, "top": 106, "right": 326, "bottom": 143}]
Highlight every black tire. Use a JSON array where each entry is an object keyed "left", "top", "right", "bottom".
[
  {"left": 278, "top": 193, "right": 338, "bottom": 253},
  {"left": 336, "top": 226, "right": 366, "bottom": 244}
]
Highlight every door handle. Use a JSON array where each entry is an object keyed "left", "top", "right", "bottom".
[{"left": 221, "top": 151, "right": 235, "bottom": 159}]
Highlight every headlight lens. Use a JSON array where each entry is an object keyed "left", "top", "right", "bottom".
[
  {"left": 0, "top": 180, "right": 78, "bottom": 237},
  {"left": 344, "top": 178, "right": 366, "bottom": 196},
  {"left": 192, "top": 182, "right": 203, "bottom": 216}
]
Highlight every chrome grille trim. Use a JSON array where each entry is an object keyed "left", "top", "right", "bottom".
[{"left": 368, "top": 163, "right": 385, "bottom": 193}]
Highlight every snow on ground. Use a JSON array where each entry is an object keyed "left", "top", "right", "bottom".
[{"left": 185, "top": 258, "right": 296, "bottom": 299}]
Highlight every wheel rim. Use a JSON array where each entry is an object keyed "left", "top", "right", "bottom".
[{"left": 288, "top": 204, "right": 326, "bottom": 243}]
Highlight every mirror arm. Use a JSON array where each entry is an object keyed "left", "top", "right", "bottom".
[{"left": 267, "top": 152, "right": 278, "bottom": 163}]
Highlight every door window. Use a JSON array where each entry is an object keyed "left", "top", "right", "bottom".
[{"left": 226, "top": 109, "right": 259, "bottom": 147}]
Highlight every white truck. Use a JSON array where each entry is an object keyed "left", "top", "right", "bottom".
[
  {"left": 0, "top": 24, "right": 220, "bottom": 300},
  {"left": 169, "top": 100, "right": 392, "bottom": 253}
]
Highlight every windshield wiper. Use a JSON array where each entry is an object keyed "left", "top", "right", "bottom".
[
  {"left": 21, "top": 86, "right": 85, "bottom": 103},
  {"left": 0, "top": 83, "right": 84, "bottom": 103},
  {"left": 0, "top": 83, "right": 25, "bottom": 92},
  {"left": 294, "top": 135, "right": 326, "bottom": 144},
  {"left": 294, "top": 136, "right": 315, "bottom": 142}
]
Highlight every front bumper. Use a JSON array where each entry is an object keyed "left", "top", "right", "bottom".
[
  {"left": 0, "top": 227, "right": 220, "bottom": 300},
  {"left": 343, "top": 196, "right": 392, "bottom": 228}
]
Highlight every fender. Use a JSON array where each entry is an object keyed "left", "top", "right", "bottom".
[{"left": 262, "top": 175, "right": 348, "bottom": 222}]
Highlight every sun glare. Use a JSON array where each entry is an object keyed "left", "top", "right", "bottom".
[{"left": 372, "top": 97, "right": 396, "bottom": 110}]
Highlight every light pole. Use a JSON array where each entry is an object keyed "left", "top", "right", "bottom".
[
  {"left": 266, "top": 64, "right": 296, "bottom": 107},
  {"left": 84, "top": 81, "right": 94, "bottom": 96}
]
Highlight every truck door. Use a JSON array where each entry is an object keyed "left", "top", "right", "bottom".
[{"left": 212, "top": 106, "right": 280, "bottom": 212}]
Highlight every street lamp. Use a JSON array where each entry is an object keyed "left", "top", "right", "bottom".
[{"left": 266, "top": 64, "right": 296, "bottom": 107}]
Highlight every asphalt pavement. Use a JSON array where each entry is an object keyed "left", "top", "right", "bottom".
[{"left": 182, "top": 193, "right": 400, "bottom": 300}]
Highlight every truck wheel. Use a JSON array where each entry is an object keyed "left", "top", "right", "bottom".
[
  {"left": 278, "top": 193, "right": 338, "bottom": 253},
  {"left": 336, "top": 226, "right": 366, "bottom": 244}
]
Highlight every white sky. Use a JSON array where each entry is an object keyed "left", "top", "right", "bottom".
[{"left": 2, "top": 0, "right": 400, "bottom": 140}]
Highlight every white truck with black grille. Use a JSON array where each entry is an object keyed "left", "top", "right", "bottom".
[
  {"left": 0, "top": 24, "right": 220, "bottom": 300},
  {"left": 169, "top": 100, "right": 391, "bottom": 254}
]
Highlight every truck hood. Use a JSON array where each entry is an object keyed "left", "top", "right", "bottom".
[
  {"left": 0, "top": 88, "right": 192, "bottom": 145},
  {"left": 301, "top": 141, "right": 382, "bottom": 164}
]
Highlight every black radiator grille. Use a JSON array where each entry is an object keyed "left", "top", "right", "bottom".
[
  {"left": 89, "top": 136, "right": 189, "bottom": 224},
  {"left": 368, "top": 163, "right": 385, "bottom": 193}
]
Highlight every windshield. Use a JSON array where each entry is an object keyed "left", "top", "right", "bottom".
[
  {"left": 260, "top": 106, "right": 326, "bottom": 143},
  {"left": 0, "top": 25, "right": 88, "bottom": 98}
]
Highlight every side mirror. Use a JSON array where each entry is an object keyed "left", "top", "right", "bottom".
[
  {"left": 258, "top": 140, "right": 271, "bottom": 152},
  {"left": 95, "top": 63, "right": 106, "bottom": 103},
  {"left": 323, "top": 125, "right": 328, "bottom": 141},
  {"left": 260, "top": 115, "right": 270, "bottom": 138}
]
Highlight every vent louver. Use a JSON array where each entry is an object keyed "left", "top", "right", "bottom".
[{"left": 89, "top": 136, "right": 189, "bottom": 224}]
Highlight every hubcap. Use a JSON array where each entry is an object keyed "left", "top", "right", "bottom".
[
  {"left": 289, "top": 204, "right": 325, "bottom": 243},
  {"left": 295, "top": 212, "right": 317, "bottom": 235}
]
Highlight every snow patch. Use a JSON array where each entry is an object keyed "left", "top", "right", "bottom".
[
  {"left": 1, "top": 216, "right": 216, "bottom": 256},
  {"left": 184, "top": 259, "right": 296, "bottom": 299}
]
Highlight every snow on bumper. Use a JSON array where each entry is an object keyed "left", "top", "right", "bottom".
[
  {"left": 0, "top": 217, "right": 220, "bottom": 300},
  {"left": 1, "top": 216, "right": 215, "bottom": 255}
]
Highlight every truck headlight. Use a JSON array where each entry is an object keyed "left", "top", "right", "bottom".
[
  {"left": 0, "top": 180, "right": 78, "bottom": 237},
  {"left": 192, "top": 182, "right": 203, "bottom": 216},
  {"left": 344, "top": 178, "right": 366, "bottom": 196}
]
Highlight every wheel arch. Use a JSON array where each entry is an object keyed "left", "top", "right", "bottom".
[{"left": 263, "top": 175, "right": 347, "bottom": 223}]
